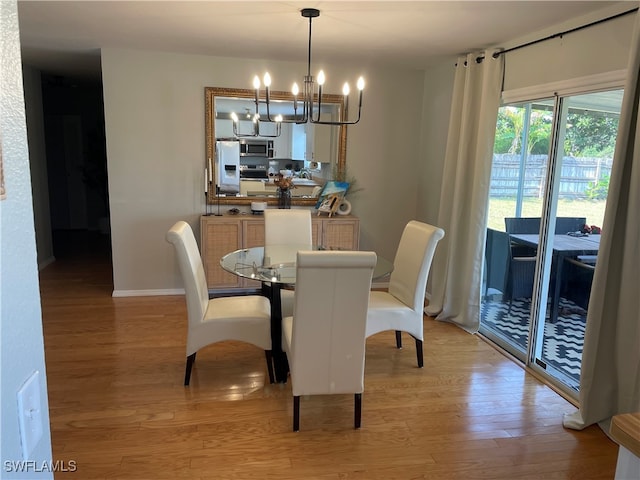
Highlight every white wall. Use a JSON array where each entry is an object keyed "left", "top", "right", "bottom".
[
  {"left": 416, "top": 62, "right": 456, "bottom": 225},
  {"left": 100, "top": 49, "right": 425, "bottom": 294},
  {"left": 503, "top": 7, "right": 634, "bottom": 91},
  {"left": 1, "top": 1, "right": 53, "bottom": 477}
]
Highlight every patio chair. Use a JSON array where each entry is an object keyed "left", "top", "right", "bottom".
[
  {"left": 485, "top": 229, "right": 536, "bottom": 312},
  {"left": 562, "top": 257, "right": 595, "bottom": 311}
]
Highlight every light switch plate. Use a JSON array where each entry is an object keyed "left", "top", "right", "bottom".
[{"left": 17, "top": 371, "right": 43, "bottom": 460}]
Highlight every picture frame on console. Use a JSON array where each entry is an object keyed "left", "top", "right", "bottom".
[{"left": 316, "top": 181, "right": 349, "bottom": 216}]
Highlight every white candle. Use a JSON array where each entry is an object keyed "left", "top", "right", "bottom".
[
  {"left": 204, "top": 168, "right": 208, "bottom": 193},
  {"left": 208, "top": 158, "right": 213, "bottom": 182}
]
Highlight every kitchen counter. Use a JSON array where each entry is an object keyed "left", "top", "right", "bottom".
[
  {"left": 291, "top": 178, "right": 319, "bottom": 187},
  {"left": 240, "top": 178, "right": 319, "bottom": 185},
  {"left": 239, "top": 178, "right": 321, "bottom": 198}
]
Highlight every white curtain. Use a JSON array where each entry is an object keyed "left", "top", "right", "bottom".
[
  {"left": 425, "top": 50, "right": 504, "bottom": 332},
  {"left": 564, "top": 11, "right": 640, "bottom": 432}
]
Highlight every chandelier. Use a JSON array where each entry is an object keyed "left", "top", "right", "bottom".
[{"left": 231, "top": 7, "right": 364, "bottom": 135}]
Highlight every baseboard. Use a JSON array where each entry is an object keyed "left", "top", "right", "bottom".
[
  {"left": 38, "top": 256, "right": 56, "bottom": 270},
  {"left": 112, "top": 288, "right": 184, "bottom": 297}
]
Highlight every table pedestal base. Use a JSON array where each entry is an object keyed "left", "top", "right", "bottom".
[{"left": 263, "top": 282, "right": 289, "bottom": 383}]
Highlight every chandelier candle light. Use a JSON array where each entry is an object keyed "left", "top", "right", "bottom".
[
  {"left": 233, "top": 7, "right": 364, "bottom": 131},
  {"left": 230, "top": 111, "right": 282, "bottom": 138}
]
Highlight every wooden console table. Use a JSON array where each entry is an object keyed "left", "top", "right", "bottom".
[
  {"left": 610, "top": 412, "right": 640, "bottom": 480},
  {"left": 200, "top": 214, "right": 359, "bottom": 292}
]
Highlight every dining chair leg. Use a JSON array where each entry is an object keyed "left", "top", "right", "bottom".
[
  {"left": 265, "top": 350, "right": 275, "bottom": 384},
  {"left": 293, "top": 396, "right": 300, "bottom": 432},
  {"left": 414, "top": 338, "right": 423, "bottom": 368},
  {"left": 395, "top": 330, "right": 403, "bottom": 349},
  {"left": 354, "top": 393, "right": 362, "bottom": 429},
  {"left": 184, "top": 352, "right": 196, "bottom": 386}
]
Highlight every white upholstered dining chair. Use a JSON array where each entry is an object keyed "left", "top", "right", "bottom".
[
  {"left": 282, "top": 250, "right": 377, "bottom": 431},
  {"left": 264, "top": 209, "right": 313, "bottom": 246},
  {"left": 166, "top": 221, "right": 274, "bottom": 385},
  {"left": 365, "top": 220, "right": 445, "bottom": 368},
  {"left": 264, "top": 209, "right": 313, "bottom": 318}
]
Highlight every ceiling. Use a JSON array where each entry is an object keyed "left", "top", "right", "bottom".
[{"left": 17, "top": 1, "right": 634, "bottom": 80}]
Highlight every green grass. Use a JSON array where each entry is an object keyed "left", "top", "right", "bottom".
[{"left": 487, "top": 197, "right": 607, "bottom": 231}]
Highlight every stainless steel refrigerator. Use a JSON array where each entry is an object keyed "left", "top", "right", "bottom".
[{"left": 215, "top": 140, "right": 240, "bottom": 194}]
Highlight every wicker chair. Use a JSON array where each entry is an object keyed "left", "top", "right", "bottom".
[
  {"left": 562, "top": 257, "right": 595, "bottom": 310},
  {"left": 504, "top": 216, "right": 586, "bottom": 234},
  {"left": 485, "top": 228, "right": 536, "bottom": 311}
]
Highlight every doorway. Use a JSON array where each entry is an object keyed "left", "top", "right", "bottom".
[{"left": 41, "top": 74, "right": 111, "bottom": 263}]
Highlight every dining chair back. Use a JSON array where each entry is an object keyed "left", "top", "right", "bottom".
[
  {"left": 365, "top": 221, "right": 444, "bottom": 368},
  {"left": 264, "top": 209, "right": 312, "bottom": 246},
  {"left": 166, "top": 221, "right": 273, "bottom": 385},
  {"left": 484, "top": 227, "right": 509, "bottom": 297},
  {"left": 505, "top": 217, "right": 587, "bottom": 234},
  {"left": 504, "top": 217, "right": 540, "bottom": 234},
  {"left": 282, "top": 250, "right": 377, "bottom": 431},
  {"left": 562, "top": 257, "right": 595, "bottom": 310},
  {"left": 555, "top": 217, "right": 587, "bottom": 234},
  {"left": 486, "top": 229, "right": 536, "bottom": 310},
  {"left": 264, "top": 209, "right": 313, "bottom": 318}
]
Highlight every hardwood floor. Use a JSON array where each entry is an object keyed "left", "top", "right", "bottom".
[{"left": 39, "top": 237, "right": 618, "bottom": 479}]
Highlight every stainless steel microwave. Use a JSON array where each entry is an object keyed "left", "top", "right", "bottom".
[{"left": 239, "top": 139, "right": 274, "bottom": 157}]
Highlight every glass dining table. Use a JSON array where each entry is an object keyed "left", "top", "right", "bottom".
[{"left": 221, "top": 245, "right": 393, "bottom": 382}]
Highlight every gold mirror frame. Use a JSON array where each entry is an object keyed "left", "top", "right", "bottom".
[{"left": 205, "top": 86, "right": 347, "bottom": 206}]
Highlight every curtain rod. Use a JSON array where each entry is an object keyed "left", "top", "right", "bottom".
[{"left": 491, "top": 6, "right": 638, "bottom": 59}]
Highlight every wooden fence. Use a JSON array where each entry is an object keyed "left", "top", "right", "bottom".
[{"left": 490, "top": 154, "right": 613, "bottom": 198}]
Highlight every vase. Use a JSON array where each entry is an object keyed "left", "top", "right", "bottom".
[{"left": 278, "top": 188, "right": 291, "bottom": 209}]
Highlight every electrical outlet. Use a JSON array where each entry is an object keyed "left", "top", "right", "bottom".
[{"left": 17, "top": 371, "right": 43, "bottom": 460}]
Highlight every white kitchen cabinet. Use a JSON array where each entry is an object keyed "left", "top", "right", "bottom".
[
  {"left": 312, "top": 123, "right": 333, "bottom": 166},
  {"left": 215, "top": 119, "right": 234, "bottom": 139},
  {"left": 273, "top": 123, "right": 292, "bottom": 158},
  {"left": 291, "top": 123, "right": 305, "bottom": 160},
  {"left": 306, "top": 124, "right": 315, "bottom": 161},
  {"left": 257, "top": 121, "right": 279, "bottom": 138},
  {"left": 292, "top": 123, "right": 314, "bottom": 161},
  {"left": 216, "top": 117, "right": 282, "bottom": 141}
]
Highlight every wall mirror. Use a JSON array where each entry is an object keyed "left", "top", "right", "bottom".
[{"left": 205, "top": 87, "right": 346, "bottom": 206}]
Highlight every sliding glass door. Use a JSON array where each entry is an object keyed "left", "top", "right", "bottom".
[
  {"left": 481, "top": 89, "right": 622, "bottom": 395},
  {"left": 482, "top": 100, "right": 552, "bottom": 364}
]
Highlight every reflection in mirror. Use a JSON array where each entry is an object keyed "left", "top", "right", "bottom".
[{"left": 205, "top": 87, "right": 346, "bottom": 206}]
